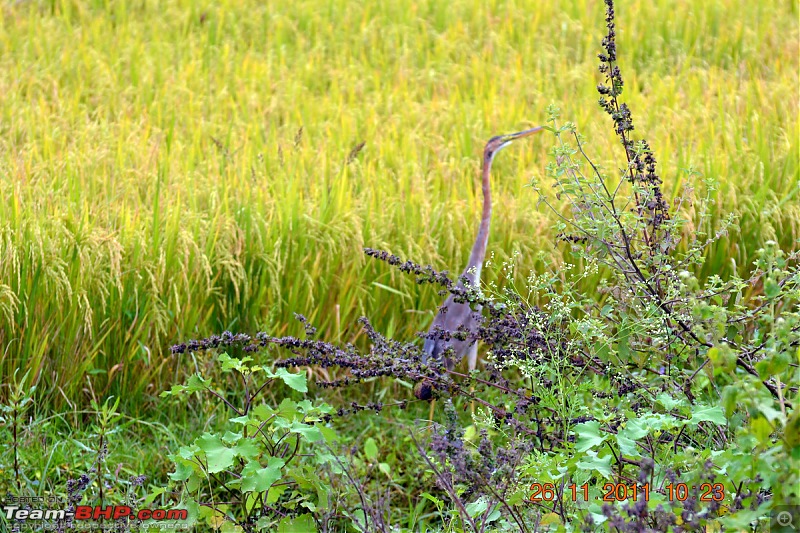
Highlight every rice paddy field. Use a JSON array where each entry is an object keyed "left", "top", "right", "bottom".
[{"left": 0, "top": 0, "right": 798, "bottom": 415}]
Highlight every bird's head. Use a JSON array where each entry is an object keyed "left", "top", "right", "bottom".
[{"left": 483, "top": 126, "right": 544, "bottom": 166}]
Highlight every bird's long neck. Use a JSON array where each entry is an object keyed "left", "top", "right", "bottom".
[{"left": 463, "top": 157, "right": 492, "bottom": 286}]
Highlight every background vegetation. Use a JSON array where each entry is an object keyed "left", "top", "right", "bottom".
[
  {"left": 1, "top": 0, "right": 796, "bottom": 410},
  {"left": 0, "top": 0, "right": 798, "bottom": 531}
]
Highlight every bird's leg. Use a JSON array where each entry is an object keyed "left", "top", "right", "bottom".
[
  {"left": 466, "top": 341, "right": 479, "bottom": 371},
  {"left": 467, "top": 343, "right": 478, "bottom": 416}
]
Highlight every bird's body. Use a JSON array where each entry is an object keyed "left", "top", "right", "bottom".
[
  {"left": 422, "top": 126, "right": 544, "bottom": 371},
  {"left": 423, "top": 287, "right": 482, "bottom": 371}
]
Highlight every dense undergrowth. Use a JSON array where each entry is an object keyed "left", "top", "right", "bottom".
[{"left": 1, "top": 0, "right": 798, "bottom": 532}]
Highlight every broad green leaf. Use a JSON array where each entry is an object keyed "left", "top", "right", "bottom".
[
  {"left": 753, "top": 396, "right": 785, "bottom": 423},
  {"left": 231, "top": 439, "right": 261, "bottom": 461},
  {"left": 290, "top": 421, "right": 323, "bottom": 442},
  {"left": 316, "top": 484, "right": 330, "bottom": 510},
  {"left": 186, "top": 473, "right": 201, "bottom": 493},
  {"left": 707, "top": 347, "right": 720, "bottom": 366},
  {"left": 656, "top": 392, "right": 684, "bottom": 411},
  {"left": 784, "top": 408, "right": 800, "bottom": 449},
  {"left": 349, "top": 510, "right": 367, "bottom": 532},
  {"left": 197, "top": 433, "right": 235, "bottom": 473},
  {"left": 574, "top": 421, "right": 608, "bottom": 452},
  {"left": 276, "top": 513, "right": 316, "bottom": 533},
  {"left": 421, "top": 492, "right": 444, "bottom": 510},
  {"left": 717, "top": 503, "right": 772, "bottom": 531},
  {"left": 463, "top": 424, "right": 478, "bottom": 442},
  {"left": 160, "top": 374, "right": 208, "bottom": 397},
  {"left": 620, "top": 418, "right": 650, "bottom": 440},
  {"left": 178, "top": 444, "right": 201, "bottom": 460},
  {"left": 171, "top": 500, "right": 198, "bottom": 528},
  {"left": 160, "top": 385, "right": 185, "bottom": 397},
  {"left": 616, "top": 434, "right": 641, "bottom": 457},
  {"left": 318, "top": 426, "right": 338, "bottom": 443},
  {"left": 267, "top": 485, "right": 287, "bottom": 504},
  {"left": 465, "top": 498, "right": 488, "bottom": 518},
  {"left": 197, "top": 504, "right": 217, "bottom": 525},
  {"left": 244, "top": 492, "right": 257, "bottom": 513},
  {"left": 721, "top": 385, "right": 740, "bottom": 417},
  {"left": 540, "top": 513, "right": 562, "bottom": 527},
  {"left": 595, "top": 343, "right": 611, "bottom": 362},
  {"left": 576, "top": 450, "right": 613, "bottom": 478},
  {"left": 169, "top": 461, "right": 194, "bottom": 482},
  {"left": 756, "top": 360, "right": 771, "bottom": 380},
  {"left": 688, "top": 405, "right": 726, "bottom": 426},
  {"left": 291, "top": 467, "right": 314, "bottom": 489},
  {"left": 639, "top": 412, "right": 680, "bottom": 431},
  {"left": 230, "top": 414, "right": 251, "bottom": 426},
  {"left": 185, "top": 374, "right": 209, "bottom": 392},
  {"left": 364, "top": 437, "right": 378, "bottom": 461},
  {"left": 278, "top": 398, "right": 300, "bottom": 417},
  {"left": 219, "top": 353, "right": 243, "bottom": 372},
  {"left": 275, "top": 368, "right": 308, "bottom": 393},
  {"left": 221, "top": 431, "right": 241, "bottom": 445},
  {"left": 220, "top": 521, "right": 242, "bottom": 533},
  {"left": 241, "top": 457, "right": 285, "bottom": 492},
  {"left": 143, "top": 487, "right": 166, "bottom": 506},
  {"left": 749, "top": 416, "right": 773, "bottom": 444}
]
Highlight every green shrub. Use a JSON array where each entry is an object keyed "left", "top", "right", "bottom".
[{"left": 172, "top": 1, "right": 797, "bottom": 530}]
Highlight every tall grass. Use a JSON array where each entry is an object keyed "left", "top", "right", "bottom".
[{"left": 0, "top": 0, "right": 797, "bottom": 411}]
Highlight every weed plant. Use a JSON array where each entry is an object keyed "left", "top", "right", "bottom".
[
  {"left": 163, "top": 1, "right": 799, "bottom": 530},
  {"left": 0, "top": 0, "right": 797, "bottom": 531}
]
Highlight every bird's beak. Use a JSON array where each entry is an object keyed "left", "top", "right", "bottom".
[{"left": 505, "top": 126, "right": 544, "bottom": 142}]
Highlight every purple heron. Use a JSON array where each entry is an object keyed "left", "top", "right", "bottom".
[{"left": 422, "top": 126, "right": 544, "bottom": 372}]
